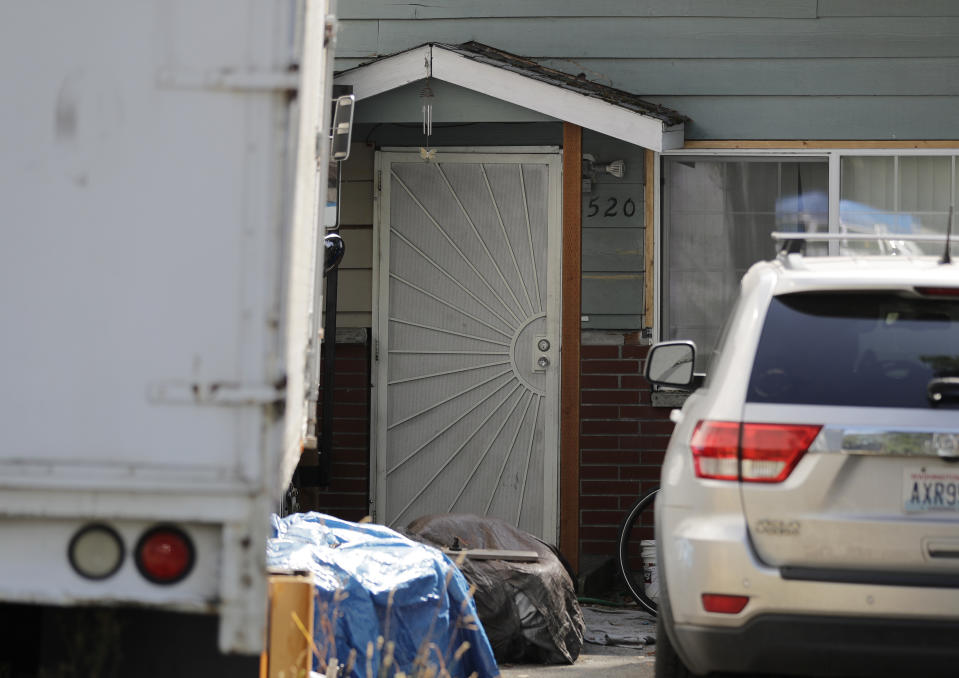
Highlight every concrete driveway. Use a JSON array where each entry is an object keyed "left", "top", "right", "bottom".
[
  {"left": 498, "top": 605, "right": 656, "bottom": 678},
  {"left": 498, "top": 645, "right": 655, "bottom": 678}
]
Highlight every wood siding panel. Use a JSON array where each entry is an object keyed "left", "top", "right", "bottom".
[
  {"left": 583, "top": 276, "right": 644, "bottom": 315},
  {"left": 582, "top": 229, "right": 644, "bottom": 272},
  {"left": 336, "top": 144, "right": 375, "bottom": 330},
  {"left": 339, "top": 0, "right": 816, "bottom": 20},
  {"left": 337, "top": 17, "right": 959, "bottom": 59},
  {"left": 343, "top": 142, "right": 375, "bottom": 181},
  {"left": 335, "top": 311, "right": 372, "bottom": 328},
  {"left": 333, "top": 269, "right": 373, "bottom": 314},
  {"left": 339, "top": 181, "right": 373, "bottom": 226},
  {"left": 645, "top": 96, "right": 959, "bottom": 140},
  {"left": 820, "top": 0, "right": 959, "bottom": 17},
  {"left": 339, "top": 227, "right": 373, "bottom": 270},
  {"left": 580, "top": 130, "right": 647, "bottom": 328},
  {"left": 536, "top": 57, "right": 959, "bottom": 96},
  {"left": 337, "top": 7, "right": 959, "bottom": 142},
  {"left": 337, "top": 21, "right": 379, "bottom": 57}
]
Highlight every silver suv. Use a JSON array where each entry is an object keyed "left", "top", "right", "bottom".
[{"left": 646, "top": 239, "right": 959, "bottom": 678}]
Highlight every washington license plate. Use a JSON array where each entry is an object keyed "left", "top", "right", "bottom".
[{"left": 903, "top": 468, "right": 959, "bottom": 513}]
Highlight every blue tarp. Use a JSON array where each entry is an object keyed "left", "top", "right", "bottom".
[
  {"left": 267, "top": 512, "right": 500, "bottom": 678},
  {"left": 775, "top": 190, "right": 918, "bottom": 234}
]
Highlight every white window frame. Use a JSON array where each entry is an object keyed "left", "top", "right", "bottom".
[{"left": 654, "top": 147, "right": 959, "bottom": 341}]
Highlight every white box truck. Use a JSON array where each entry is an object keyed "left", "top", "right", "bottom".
[{"left": 0, "top": 0, "right": 337, "bottom": 672}]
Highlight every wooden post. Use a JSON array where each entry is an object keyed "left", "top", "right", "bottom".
[
  {"left": 262, "top": 573, "right": 315, "bottom": 678},
  {"left": 560, "top": 122, "right": 582, "bottom": 574},
  {"left": 644, "top": 149, "right": 656, "bottom": 331}
]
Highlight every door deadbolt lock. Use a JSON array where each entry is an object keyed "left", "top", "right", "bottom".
[{"left": 532, "top": 335, "right": 551, "bottom": 373}]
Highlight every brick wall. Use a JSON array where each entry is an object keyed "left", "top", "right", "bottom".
[
  {"left": 296, "top": 333, "right": 371, "bottom": 523},
  {"left": 579, "top": 336, "right": 673, "bottom": 561}
]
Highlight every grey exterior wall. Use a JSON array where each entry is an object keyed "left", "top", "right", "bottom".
[
  {"left": 336, "top": 1, "right": 959, "bottom": 140},
  {"left": 581, "top": 130, "right": 647, "bottom": 330}
]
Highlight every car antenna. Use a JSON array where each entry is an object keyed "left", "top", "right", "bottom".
[{"left": 941, "top": 205, "right": 954, "bottom": 265}]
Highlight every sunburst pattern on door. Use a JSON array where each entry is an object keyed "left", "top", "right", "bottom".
[{"left": 377, "top": 155, "right": 559, "bottom": 538}]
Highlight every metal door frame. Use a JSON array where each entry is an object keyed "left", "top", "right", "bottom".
[{"left": 371, "top": 148, "right": 563, "bottom": 540}]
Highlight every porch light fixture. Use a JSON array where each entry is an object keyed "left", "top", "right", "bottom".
[
  {"left": 603, "top": 159, "right": 626, "bottom": 178},
  {"left": 582, "top": 154, "right": 626, "bottom": 191}
]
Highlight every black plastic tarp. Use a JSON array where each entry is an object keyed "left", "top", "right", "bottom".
[{"left": 404, "top": 514, "right": 585, "bottom": 665}]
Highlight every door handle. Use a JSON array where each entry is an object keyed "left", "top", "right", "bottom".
[{"left": 532, "top": 335, "right": 551, "bottom": 373}]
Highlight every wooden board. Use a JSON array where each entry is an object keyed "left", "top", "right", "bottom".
[
  {"left": 820, "top": 0, "right": 959, "bottom": 17},
  {"left": 644, "top": 150, "right": 656, "bottom": 332},
  {"left": 533, "top": 57, "right": 959, "bottom": 96},
  {"left": 582, "top": 228, "right": 645, "bottom": 271},
  {"left": 339, "top": 1, "right": 816, "bottom": 20},
  {"left": 443, "top": 548, "right": 540, "bottom": 562},
  {"left": 560, "top": 123, "right": 581, "bottom": 572},
  {"left": 583, "top": 275, "right": 644, "bottom": 314},
  {"left": 339, "top": 17, "right": 959, "bottom": 59},
  {"left": 263, "top": 573, "right": 314, "bottom": 678},
  {"left": 651, "top": 96, "right": 959, "bottom": 140}
]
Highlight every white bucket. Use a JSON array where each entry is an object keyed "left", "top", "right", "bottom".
[{"left": 640, "top": 539, "right": 659, "bottom": 602}]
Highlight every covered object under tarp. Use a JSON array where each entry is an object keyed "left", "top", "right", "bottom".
[
  {"left": 405, "top": 514, "right": 585, "bottom": 665},
  {"left": 267, "top": 512, "right": 500, "bottom": 678}
]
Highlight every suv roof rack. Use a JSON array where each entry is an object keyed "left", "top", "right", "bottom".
[{"left": 770, "top": 232, "right": 949, "bottom": 256}]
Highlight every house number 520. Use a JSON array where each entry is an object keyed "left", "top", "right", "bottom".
[{"left": 587, "top": 197, "right": 637, "bottom": 218}]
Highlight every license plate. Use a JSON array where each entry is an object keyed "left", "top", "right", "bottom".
[{"left": 903, "top": 468, "right": 959, "bottom": 513}]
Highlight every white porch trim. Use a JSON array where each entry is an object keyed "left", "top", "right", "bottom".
[{"left": 335, "top": 44, "right": 684, "bottom": 152}]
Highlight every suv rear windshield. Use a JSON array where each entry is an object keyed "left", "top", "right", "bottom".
[{"left": 747, "top": 291, "right": 959, "bottom": 408}]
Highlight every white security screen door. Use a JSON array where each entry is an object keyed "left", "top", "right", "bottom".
[{"left": 374, "top": 151, "right": 562, "bottom": 540}]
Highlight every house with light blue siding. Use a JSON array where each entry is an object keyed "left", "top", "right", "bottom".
[{"left": 298, "top": 1, "right": 959, "bottom": 579}]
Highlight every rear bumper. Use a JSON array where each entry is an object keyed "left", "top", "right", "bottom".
[
  {"left": 658, "top": 502, "right": 959, "bottom": 676},
  {"left": 673, "top": 614, "right": 959, "bottom": 678}
]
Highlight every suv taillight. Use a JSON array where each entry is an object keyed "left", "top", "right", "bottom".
[
  {"left": 690, "top": 421, "right": 740, "bottom": 481},
  {"left": 691, "top": 421, "right": 821, "bottom": 483}
]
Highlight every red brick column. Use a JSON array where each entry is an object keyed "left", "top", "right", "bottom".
[
  {"left": 579, "top": 338, "right": 674, "bottom": 559},
  {"left": 297, "top": 338, "right": 371, "bottom": 523}
]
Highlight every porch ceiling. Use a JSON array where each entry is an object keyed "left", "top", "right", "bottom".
[{"left": 334, "top": 42, "right": 687, "bottom": 152}]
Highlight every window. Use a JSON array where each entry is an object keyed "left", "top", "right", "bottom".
[
  {"left": 841, "top": 156, "right": 955, "bottom": 254},
  {"left": 748, "top": 292, "right": 959, "bottom": 409},
  {"left": 663, "top": 157, "right": 827, "bottom": 369},
  {"left": 661, "top": 151, "right": 959, "bottom": 368}
]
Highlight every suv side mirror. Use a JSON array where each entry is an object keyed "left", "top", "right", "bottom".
[{"left": 645, "top": 341, "right": 697, "bottom": 387}]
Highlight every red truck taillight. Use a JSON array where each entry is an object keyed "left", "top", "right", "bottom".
[{"left": 135, "top": 525, "right": 195, "bottom": 585}]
